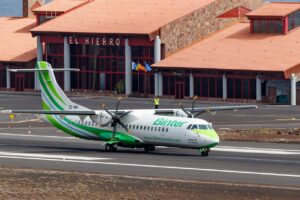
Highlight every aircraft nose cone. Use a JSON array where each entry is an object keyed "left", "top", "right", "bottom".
[{"left": 206, "top": 130, "right": 219, "bottom": 148}]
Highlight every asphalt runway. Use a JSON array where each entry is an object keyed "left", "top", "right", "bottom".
[
  {"left": 0, "top": 128, "right": 299, "bottom": 188},
  {"left": 0, "top": 93, "right": 300, "bottom": 189}
]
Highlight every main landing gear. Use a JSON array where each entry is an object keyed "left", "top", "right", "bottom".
[
  {"left": 105, "top": 144, "right": 117, "bottom": 152},
  {"left": 200, "top": 148, "right": 210, "bottom": 156},
  {"left": 144, "top": 145, "right": 156, "bottom": 152}
]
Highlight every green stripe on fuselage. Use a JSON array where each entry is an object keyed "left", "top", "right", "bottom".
[
  {"left": 64, "top": 118, "right": 139, "bottom": 145},
  {"left": 37, "top": 62, "right": 65, "bottom": 105}
]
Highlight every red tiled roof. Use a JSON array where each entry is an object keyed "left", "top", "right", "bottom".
[
  {"left": 33, "top": 0, "right": 88, "bottom": 13},
  {"left": 153, "top": 22, "right": 300, "bottom": 78},
  {"left": 31, "top": 0, "right": 215, "bottom": 38},
  {"left": 246, "top": 2, "right": 300, "bottom": 18},
  {"left": 0, "top": 17, "right": 36, "bottom": 62}
]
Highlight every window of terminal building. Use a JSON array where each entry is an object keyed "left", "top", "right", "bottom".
[
  {"left": 131, "top": 46, "right": 154, "bottom": 95},
  {"left": 253, "top": 19, "right": 283, "bottom": 34},
  {"left": 288, "top": 10, "right": 300, "bottom": 31},
  {"left": 69, "top": 45, "right": 125, "bottom": 92},
  {"left": 0, "top": 63, "right": 5, "bottom": 88},
  {"left": 194, "top": 76, "right": 222, "bottom": 98},
  {"left": 227, "top": 78, "right": 256, "bottom": 99}
]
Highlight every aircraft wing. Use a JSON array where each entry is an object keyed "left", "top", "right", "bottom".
[
  {"left": 154, "top": 105, "right": 257, "bottom": 116},
  {"left": 0, "top": 110, "right": 97, "bottom": 115},
  {"left": 189, "top": 105, "right": 258, "bottom": 113}
]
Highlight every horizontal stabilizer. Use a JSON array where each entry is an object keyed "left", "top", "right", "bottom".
[
  {"left": 8, "top": 68, "right": 79, "bottom": 72},
  {"left": 0, "top": 110, "right": 96, "bottom": 116}
]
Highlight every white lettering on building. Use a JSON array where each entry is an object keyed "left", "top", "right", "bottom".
[{"left": 68, "top": 36, "right": 121, "bottom": 46}]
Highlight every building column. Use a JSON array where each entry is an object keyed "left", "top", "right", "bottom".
[
  {"left": 256, "top": 75, "right": 262, "bottom": 101},
  {"left": 158, "top": 72, "right": 163, "bottom": 96},
  {"left": 64, "top": 37, "right": 71, "bottom": 92},
  {"left": 189, "top": 73, "right": 194, "bottom": 98},
  {"left": 125, "top": 38, "right": 132, "bottom": 95},
  {"left": 154, "top": 36, "right": 161, "bottom": 96},
  {"left": 222, "top": 74, "right": 227, "bottom": 100},
  {"left": 291, "top": 73, "right": 297, "bottom": 106},
  {"left": 6, "top": 67, "right": 10, "bottom": 89},
  {"left": 154, "top": 73, "right": 159, "bottom": 96},
  {"left": 36, "top": 35, "right": 43, "bottom": 90}
]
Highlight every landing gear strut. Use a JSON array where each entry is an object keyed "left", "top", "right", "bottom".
[
  {"left": 144, "top": 145, "right": 155, "bottom": 152},
  {"left": 200, "top": 148, "right": 210, "bottom": 156},
  {"left": 105, "top": 144, "right": 117, "bottom": 152}
]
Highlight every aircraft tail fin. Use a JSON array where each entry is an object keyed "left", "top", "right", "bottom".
[
  {"left": 36, "top": 61, "right": 87, "bottom": 111},
  {"left": 10, "top": 61, "right": 88, "bottom": 111}
]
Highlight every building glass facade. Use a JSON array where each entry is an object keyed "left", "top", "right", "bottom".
[
  {"left": 253, "top": 19, "right": 283, "bottom": 34},
  {"left": 288, "top": 10, "right": 300, "bottom": 31}
]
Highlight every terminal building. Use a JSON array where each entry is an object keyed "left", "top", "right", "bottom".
[{"left": 2, "top": 0, "right": 300, "bottom": 105}]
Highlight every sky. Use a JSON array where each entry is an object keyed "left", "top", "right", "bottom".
[
  {"left": 0, "top": 0, "right": 300, "bottom": 17},
  {"left": 0, "top": 0, "right": 51, "bottom": 17}
]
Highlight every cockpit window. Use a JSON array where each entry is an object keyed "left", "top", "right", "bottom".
[
  {"left": 207, "top": 124, "right": 213, "bottom": 129},
  {"left": 186, "top": 124, "right": 192, "bottom": 130},
  {"left": 191, "top": 124, "right": 198, "bottom": 130},
  {"left": 198, "top": 125, "right": 208, "bottom": 129}
]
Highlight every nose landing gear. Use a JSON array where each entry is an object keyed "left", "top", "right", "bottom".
[
  {"left": 200, "top": 148, "right": 210, "bottom": 156},
  {"left": 144, "top": 145, "right": 156, "bottom": 152}
]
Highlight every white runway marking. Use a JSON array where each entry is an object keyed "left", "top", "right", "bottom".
[
  {"left": 213, "top": 146, "right": 300, "bottom": 155},
  {"left": 0, "top": 151, "right": 111, "bottom": 161},
  {"left": 0, "top": 154, "right": 299, "bottom": 179}
]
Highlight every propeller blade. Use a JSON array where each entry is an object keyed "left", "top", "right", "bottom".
[
  {"left": 115, "top": 97, "right": 122, "bottom": 115},
  {"left": 180, "top": 103, "right": 192, "bottom": 118},
  {"left": 119, "top": 111, "right": 131, "bottom": 119},
  {"left": 192, "top": 95, "right": 198, "bottom": 113},
  {"left": 111, "top": 124, "right": 117, "bottom": 141},
  {"left": 102, "top": 105, "right": 114, "bottom": 118},
  {"left": 118, "top": 121, "right": 129, "bottom": 132}
]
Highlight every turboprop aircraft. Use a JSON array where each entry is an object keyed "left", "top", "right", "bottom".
[{"left": 0, "top": 61, "right": 257, "bottom": 156}]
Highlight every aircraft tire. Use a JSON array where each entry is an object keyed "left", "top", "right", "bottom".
[
  {"left": 144, "top": 145, "right": 155, "bottom": 152},
  {"left": 201, "top": 148, "right": 209, "bottom": 156},
  {"left": 105, "top": 144, "right": 117, "bottom": 152}
]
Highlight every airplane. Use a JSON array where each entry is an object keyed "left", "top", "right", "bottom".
[{"left": 0, "top": 61, "right": 257, "bottom": 156}]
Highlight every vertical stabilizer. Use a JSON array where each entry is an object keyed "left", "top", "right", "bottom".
[{"left": 36, "top": 61, "right": 88, "bottom": 111}]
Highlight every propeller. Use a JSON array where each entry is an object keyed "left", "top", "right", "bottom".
[
  {"left": 100, "top": 97, "right": 131, "bottom": 141},
  {"left": 180, "top": 96, "right": 198, "bottom": 118}
]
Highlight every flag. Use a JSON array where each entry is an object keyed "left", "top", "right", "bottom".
[
  {"left": 144, "top": 61, "right": 152, "bottom": 72},
  {"left": 136, "top": 63, "right": 147, "bottom": 72},
  {"left": 132, "top": 61, "right": 138, "bottom": 70}
]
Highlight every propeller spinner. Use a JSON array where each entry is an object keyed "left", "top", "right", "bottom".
[{"left": 101, "top": 98, "right": 131, "bottom": 141}]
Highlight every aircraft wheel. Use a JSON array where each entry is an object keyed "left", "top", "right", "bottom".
[
  {"left": 105, "top": 144, "right": 117, "bottom": 152},
  {"left": 144, "top": 145, "right": 155, "bottom": 152},
  {"left": 201, "top": 148, "right": 209, "bottom": 156}
]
